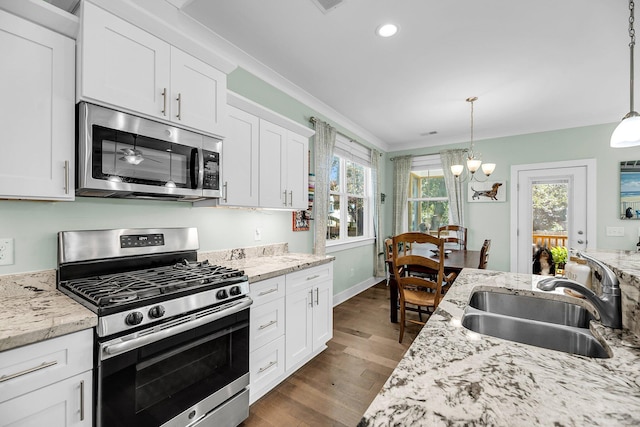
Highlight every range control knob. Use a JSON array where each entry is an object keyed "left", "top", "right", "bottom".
[
  {"left": 216, "top": 289, "right": 228, "bottom": 300},
  {"left": 125, "top": 311, "right": 144, "bottom": 326},
  {"left": 229, "top": 286, "right": 242, "bottom": 296},
  {"left": 148, "top": 305, "right": 166, "bottom": 319}
]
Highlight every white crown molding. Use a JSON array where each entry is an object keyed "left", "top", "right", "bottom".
[{"left": 165, "top": 1, "right": 391, "bottom": 153}]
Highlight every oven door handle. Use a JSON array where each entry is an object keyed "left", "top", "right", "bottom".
[{"left": 101, "top": 297, "right": 252, "bottom": 359}]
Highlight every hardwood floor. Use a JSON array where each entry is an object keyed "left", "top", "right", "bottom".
[{"left": 241, "top": 280, "right": 425, "bottom": 427}]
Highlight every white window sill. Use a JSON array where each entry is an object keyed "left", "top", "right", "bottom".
[{"left": 326, "top": 237, "right": 375, "bottom": 253}]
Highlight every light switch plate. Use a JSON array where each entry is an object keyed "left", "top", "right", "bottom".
[
  {"left": 606, "top": 226, "right": 625, "bottom": 237},
  {"left": 0, "top": 238, "right": 14, "bottom": 265}
]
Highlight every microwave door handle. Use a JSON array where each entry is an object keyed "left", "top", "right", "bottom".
[{"left": 190, "top": 148, "right": 200, "bottom": 189}]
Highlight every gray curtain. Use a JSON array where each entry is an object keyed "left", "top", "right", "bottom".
[
  {"left": 439, "top": 149, "right": 468, "bottom": 226},
  {"left": 371, "top": 149, "right": 385, "bottom": 277},
  {"left": 392, "top": 156, "right": 412, "bottom": 235},
  {"left": 312, "top": 119, "right": 336, "bottom": 256}
]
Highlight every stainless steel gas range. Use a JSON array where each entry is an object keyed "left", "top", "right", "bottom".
[{"left": 57, "top": 227, "right": 252, "bottom": 427}]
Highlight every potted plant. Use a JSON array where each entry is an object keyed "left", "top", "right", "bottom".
[{"left": 550, "top": 246, "right": 568, "bottom": 275}]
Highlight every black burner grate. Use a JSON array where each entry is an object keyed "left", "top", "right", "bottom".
[{"left": 59, "top": 260, "right": 244, "bottom": 307}]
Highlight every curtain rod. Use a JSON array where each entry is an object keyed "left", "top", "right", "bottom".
[
  {"left": 390, "top": 148, "right": 468, "bottom": 161},
  {"left": 309, "top": 116, "right": 382, "bottom": 155}
]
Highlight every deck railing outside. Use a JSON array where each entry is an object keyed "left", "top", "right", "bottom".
[{"left": 533, "top": 233, "right": 567, "bottom": 248}]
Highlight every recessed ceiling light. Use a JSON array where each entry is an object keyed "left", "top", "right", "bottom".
[{"left": 376, "top": 24, "right": 398, "bottom": 38}]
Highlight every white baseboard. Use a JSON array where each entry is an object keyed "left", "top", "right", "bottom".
[{"left": 332, "top": 276, "right": 385, "bottom": 307}]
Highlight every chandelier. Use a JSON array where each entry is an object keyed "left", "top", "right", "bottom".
[
  {"left": 451, "top": 96, "right": 496, "bottom": 181},
  {"left": 611, "top": 0, "right": 640, "bottom": 147}
]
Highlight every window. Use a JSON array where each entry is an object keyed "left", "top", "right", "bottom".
[
  {"left": 327, "top": 136, "right": 373, "bottom": 244},
  {"left": 407, "top": 155, "right": 449, "bottom": 233}
]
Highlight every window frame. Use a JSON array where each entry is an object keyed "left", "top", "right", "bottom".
[
  {"left": 326, "top": 141, "right": 374, "bottom": 248},
  {"left": 406, "top": 155, "right": 451, "bottom": 232}
]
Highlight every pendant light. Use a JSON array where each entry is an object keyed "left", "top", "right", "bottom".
[
  {"left": 611, "top": 0, "right": 640, "bottom": 147},
  {"left": 451, "top": 96, "right": 496, "bottom": 181}
]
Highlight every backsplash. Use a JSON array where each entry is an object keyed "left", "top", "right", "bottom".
[{"left": 586, "top": 249, "right": 640, "bottom": 337}]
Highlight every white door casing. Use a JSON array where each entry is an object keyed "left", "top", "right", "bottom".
[{"left": 510, "top": 159, "right": 596, "bottom": 273}]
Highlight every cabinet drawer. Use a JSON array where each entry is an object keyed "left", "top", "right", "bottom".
[
  {"left": 249, "top": 335, "right": 285, "bottom": 403},
  {"left": 249, "top": 275, "right": 285, "bottom": 306},
  {"left": 286, "top": 263, "right": 333, "bottom": 293},
  {"left": 250, "top": 298, "right": 285, "bottom": 351},
  {"left": 0, "top": 329, "right": 93, "bottom": 403}
]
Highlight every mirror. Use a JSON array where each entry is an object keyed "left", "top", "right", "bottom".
[{"left": 620, "top": 160, "right": 640, "bottom": 219}]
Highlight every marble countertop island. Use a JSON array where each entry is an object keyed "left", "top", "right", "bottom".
[
  {"left": 0, "top": 247, "right": 333, "bottom": 352},
  {"left": 359, "top": 268, "right": 640, "bottom": 426}
]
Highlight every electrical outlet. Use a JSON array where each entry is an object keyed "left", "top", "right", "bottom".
[
  {"left": 606, "top": 227, "right": 625, "bottom": 237},
  {"left": 254, "top": 228, "right": 262, "bottom": 241},
  {"left": 0, "top": 238, "right": 14, "bottom": 266}
]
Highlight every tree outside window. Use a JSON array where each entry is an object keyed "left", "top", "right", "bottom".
[
  {"left": 407, "top": 169, "right": 449, "bottom": 233},
  {"left": 328, "top": 155, "right": 371, "bottom": 241}
]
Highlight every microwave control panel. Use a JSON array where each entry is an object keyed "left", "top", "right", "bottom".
[{"left": 202, "top": 151, "right": 220, "bottom": 190}]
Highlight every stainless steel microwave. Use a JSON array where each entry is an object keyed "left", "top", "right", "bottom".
[{"left": 76, "top": 102, "right": 221, "bottom": 201}]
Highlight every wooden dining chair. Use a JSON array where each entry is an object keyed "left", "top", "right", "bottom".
[
  {"left": 478, "top": 239, "right": 491, "bottom": 269},
  {"left": 392, "top": 232, "right": 446, "bottom": 343},
  {"left": 437, "top": 225, "right": 467, "bottom": 250}
]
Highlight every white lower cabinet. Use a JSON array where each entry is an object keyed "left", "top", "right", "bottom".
[
  {"left": 0, "top": 370, "right": 92, "bottom": 427},
  {"left": 248, "top": 263, "right": 333, "bottom": 404},
  {"left": 0, "top": 329, "right": 93, "bottom": 427}
]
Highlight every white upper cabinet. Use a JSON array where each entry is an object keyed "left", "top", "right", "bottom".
[
  {"left": 78, "top": 2, "right": 227, "bottom": 137},
  {"left": 259, "top": 120, "right": 309, "bottom": 210},
  {"left": 220, "top": 106, "right": 260, "bottom": 207},
  {"left": 0, "top": 9, "right": 75, "bottom": 200}
]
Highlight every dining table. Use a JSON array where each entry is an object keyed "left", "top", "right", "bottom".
[{"left": 386, "top": 246, "right": 482, "bottom": 323}]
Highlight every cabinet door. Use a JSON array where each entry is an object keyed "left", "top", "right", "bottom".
[
  {"left": 285, "top": 286, "right": 314, "bottom": 371},
  {"left": 170, "top": 47, "right": 227, "bottom": 136},
  {"left": 285, "top": 131, "right": 309, "bottom": 209},
  {"left": 312, "top": 280, "right": 333, "bottom": 352},
  {"left": 79, "top": 2, "right": 170, "bottom": 119},
  {"left": 0, "top": 10, "right": 74, "bottom": 200},
  {"left": 259, "top": 120, "right": 288, "bottom": 208},
  {"left": 221, "top": 106, "right": 259, "bottom": 206},
  {"left": 0, "top": 370, "right": 92, "bottom": 427}
]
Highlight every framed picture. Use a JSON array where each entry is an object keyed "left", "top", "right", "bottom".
[
  {"left": 292, "top": 210, "right": 310, "bottom": 231},
  {"left": 620, "top": 160, "right": 640, "bottom": 219},
  {"left": 468, "top": 181, "right": 506, "bottom": 202}
]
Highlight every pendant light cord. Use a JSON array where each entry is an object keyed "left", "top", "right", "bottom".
[
  {"left": 466, "top": 96, "right": 477, "bottom": 158},
  {"left": 630, "top": 0, "right": 636, "bottom": 113}
]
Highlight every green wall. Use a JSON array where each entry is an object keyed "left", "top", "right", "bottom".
[
  {"left": 0, "top": 66, "right": 381, "bottom": 301},
  {"left": 385, "top": 122, "right": 640, "bottom": 271}
]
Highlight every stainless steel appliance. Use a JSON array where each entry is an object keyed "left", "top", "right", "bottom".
[
  {"left": 77, "top": 102, "right": 221, "bottom": 201},
  {"left": 57, "top": 227, "right": 251, "bottom": 427}
]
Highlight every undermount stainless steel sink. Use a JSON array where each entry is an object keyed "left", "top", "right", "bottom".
[
  {"left": 461, "top": 290, "right": 611, "bottom": 358},
  {"left": 468, "top": 290, "right": 595, "bottom": 328}
]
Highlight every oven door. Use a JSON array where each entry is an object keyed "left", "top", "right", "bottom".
[{"left": 97, "top": 299, "right": 251, "bottom": 427}]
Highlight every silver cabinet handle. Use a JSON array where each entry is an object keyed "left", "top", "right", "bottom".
[
  {"left": 577, "top": 239, "right": 585, "bottom": 244},
  {"left": 258, "top": 320, "right": 277, "bottom": 330},
  {"left": 289, "top": 190, "right": 293, "bottom": 206},
  {"left": 0, "top": 360, "right": 57, "bottom": 383},
  {"left": 258, "top": 288, "right": 278, "bottom": 296},
  {"left": 258, "top": 360, "right": 277, "bottom": 373},
  {"left": 223, "top": 181, "right": 228, "bottom": 203},
  {"left": 80, "top": 379, "right": 85, "bottom": 421},
  {"left": 315, "top": 287, "right": 319, "bottom": 306},
  {"left": 161, "top": 88, "right": 167, "bottom": 116},
  {"left": 306, "top": 274, "right": 320, "bottom": 281},
  {"left": 176, "top": 93, "right": 182, "bottom": 120},
  {"left": 309, "top": 289, "right": 314, "bottom": 307},
  {"left": 283, "top": 190, "right": 288, "bottom": 206},
  {"left": 64, "top": 160, "right": 70, "bottom": 194}
]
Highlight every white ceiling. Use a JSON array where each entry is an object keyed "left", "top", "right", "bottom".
[{"left": 179, "top": 0, "right": 628, "bottom": 152}]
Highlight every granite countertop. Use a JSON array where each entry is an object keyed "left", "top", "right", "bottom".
[
  {"left": 0, "top": 270, "right": 97, "bottom": 352},
  {"left": 0, "top": 250, "right": 334, "bottom": 353},
  {"left": 359, "top": 268, "right": 640, "bottom": 426}
]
